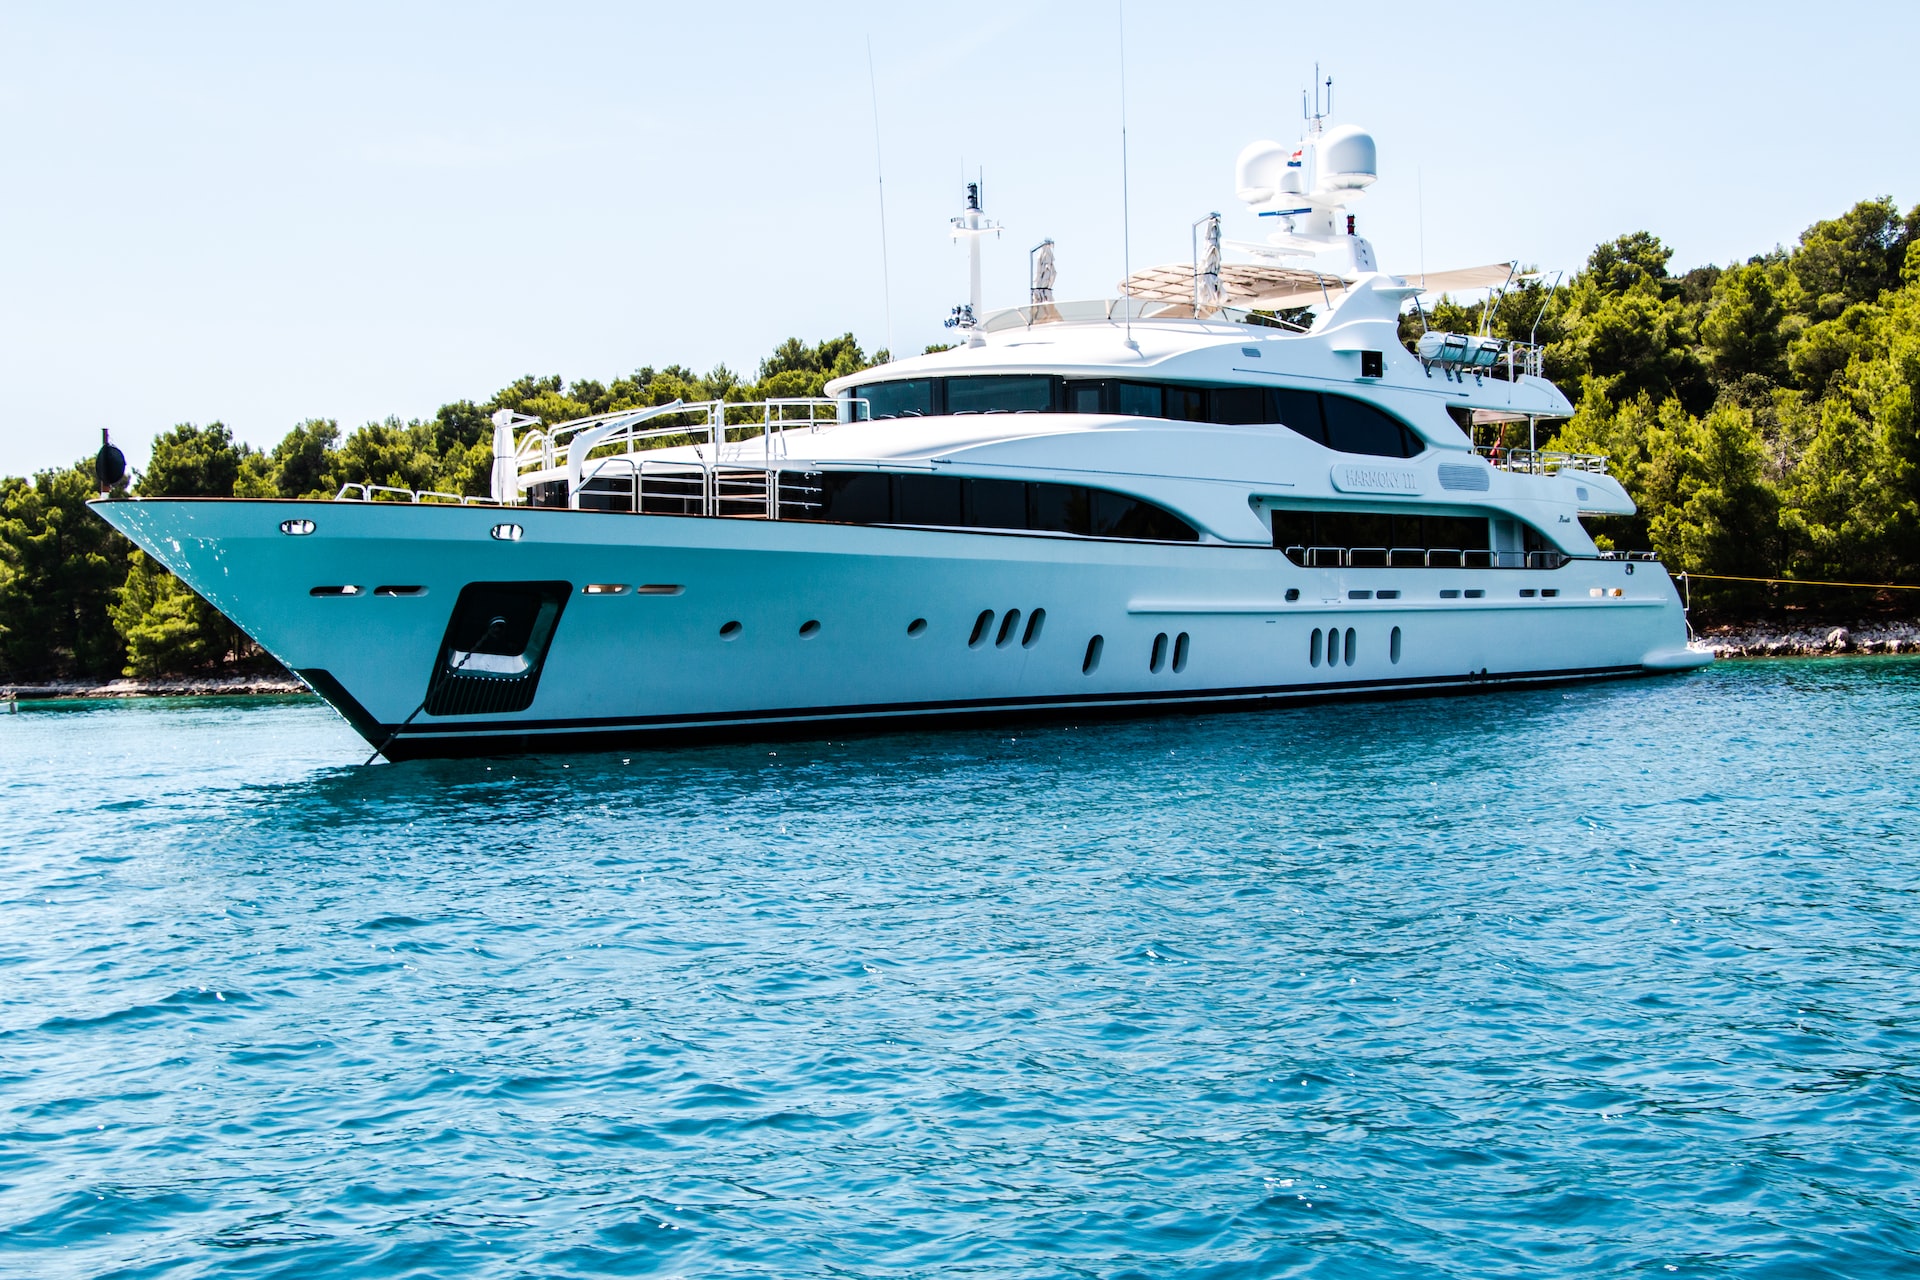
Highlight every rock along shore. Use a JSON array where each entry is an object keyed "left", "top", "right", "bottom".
[
  {"left": 1697, "top": 620, "right": 1920, "bottom": 659},
  {"left": 3, "top": 673, "right": 309, "bottom": 701}
]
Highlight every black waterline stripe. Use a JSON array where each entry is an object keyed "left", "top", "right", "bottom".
[{"left": 383, "top": 663, "right": 1644, "bottom": 739}]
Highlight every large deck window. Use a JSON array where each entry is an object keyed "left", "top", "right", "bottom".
[
  {"left": 1270, "top": 507, "right": 1564, "bottom": 568},
  {"left": 946, "top": 375, "right": 1052, "bottom": 414},
  {"left": 850, "top": 375, "right": 1423, "bottom": 458},
  {"left": 780, "top": 471, "right": 1198, "bottom": 542}
]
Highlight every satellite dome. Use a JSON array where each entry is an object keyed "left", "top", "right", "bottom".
[
  {"left": 1234, "top": 139, "right": 1292, "bottom": 206},
  {"left": 1317, "top": 124, "right": 1377, "bottom": 191}
]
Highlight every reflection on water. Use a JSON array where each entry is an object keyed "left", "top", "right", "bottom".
[{"left": 3, "top": 662, "right": 1919, "bottom": 1278}]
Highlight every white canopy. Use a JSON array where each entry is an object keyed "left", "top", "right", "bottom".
[{"left": 1118, "top": 260, "right": 1519, "bottom": 311}]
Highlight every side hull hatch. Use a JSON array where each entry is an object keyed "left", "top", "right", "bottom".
[{"left": 426, "top": 581, "right": 571, "bottom": 717}]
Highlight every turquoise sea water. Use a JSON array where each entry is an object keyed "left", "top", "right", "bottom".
[{"left": 3, "top": 662, "right": 1919, "bottom": 1279}]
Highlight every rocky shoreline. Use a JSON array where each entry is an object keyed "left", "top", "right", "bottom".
[
  {"left": 3, "top": 673, "right": 309, "bottom": 702},
  {"left": 1695, "top": 620, "right": 1920, "bottom": 659}
]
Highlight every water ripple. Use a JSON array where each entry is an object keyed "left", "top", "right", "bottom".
[{"left": 2, "top": 663, "right": 1919, "bottom": 1277}]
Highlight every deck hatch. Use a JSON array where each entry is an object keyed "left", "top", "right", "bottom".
[{"left": 425, "top": 581, "right": 570, "bottom": 717}]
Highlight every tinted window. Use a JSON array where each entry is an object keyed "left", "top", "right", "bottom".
[
  {"left": 964, "top": 477, "right": 1027, "bottom": 529},
  {"left": 1068, "top": 383, "right": 1104, "bottom": 414},
  {"left": 1092, "top": 490, "right": 1198, "bottom": 541},
  {"left": 1425, "top": 515, "right": 1490, "bottom": 550},
  {"left": 1209, "top": 386, "right": 1266, "bottom": 424},
  {"left": 848, "top": 375, "right": 1428, "bottom": 457},
  {"left": 896, "top": 473, "right": 964, "bottom": 526},
  {"left": 1270, "top": 509, "right": 1316, "bottom": 549},
  {"left": 1029, "top": 482, "right": 1091, "bottom": 534},
  {"left": 1116, "top": 383, "right": 1163, "bottom": 418},
  {"left": 817, "top": 472, "right": 891, "bottom": 523},
  {"left": 946, "top": 375, "right": 1053, "bottom": 414},
  {"left": 1322, "top": 394, "right": 1416, "bottom": 457},
  {"left": 1270, "top": 389, "right": 1326, "bottom": 445},
  {"left": 1164, "top": 385, "right": 1207, "bottom": 422},
  {"left": 788, "top": 472, "right": 1196, "bottom": 542},
  {"left": 857, "top": 379, "right": 937, "bottom": 419},
  {"left": 1326, "top": 511, "right": 1393, "bottom": 549},
  {"left": 1269, "top": 508, "right": 1493, "bottom": 554}
]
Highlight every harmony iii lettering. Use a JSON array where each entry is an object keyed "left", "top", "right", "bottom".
[{"left": 1330, "top": 464, "right": 1422, "bottom": 494}]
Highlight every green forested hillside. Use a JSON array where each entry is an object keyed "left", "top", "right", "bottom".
[
  {"left": 1422, "top": 198, "right": 1920, "bottom": 607},
  {"left": 3, "top": 200, "right": 1917, "bottom": 682}
]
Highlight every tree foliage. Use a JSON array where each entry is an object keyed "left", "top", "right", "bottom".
[
  {"left": 1411, "top": 197, "right": 1920, "bottom": 609},
  {"left": 0, "top": 464, "right": 131, "bottom": 678}
]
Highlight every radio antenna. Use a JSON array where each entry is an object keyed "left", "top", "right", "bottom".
[
  {"left": 1118, "top": 0, "right": 1136, "bottom": 350},
  {"left": 1415, "top": 165, "right": 1429, "bottom": 331},
  {"left": 865, "top": 37, "right": 893, "bottom": 359}
]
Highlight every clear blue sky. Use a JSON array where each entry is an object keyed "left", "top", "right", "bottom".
[{"left": 2, "top": 1, "right": 1914, "bottom": 477}]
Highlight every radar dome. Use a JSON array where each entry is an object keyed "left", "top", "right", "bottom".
[
  {"left": 1234, "top": 139, "right": 1292, "bottom": 205},
  {"left": 1317, "top": 124, "right": 1377, "bottom": 191}
]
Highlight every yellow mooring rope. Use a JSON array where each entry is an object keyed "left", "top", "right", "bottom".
[{"left": 1678, "top": 572, "right": 1920, "bottom": 591}]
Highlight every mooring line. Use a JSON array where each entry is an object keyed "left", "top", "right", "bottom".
[
  {"left": 364, "top": 617, "right": 504, "bottom": 766},
  {"left": 1679, "top": 572, "right": 1920, "bottom": 592}
]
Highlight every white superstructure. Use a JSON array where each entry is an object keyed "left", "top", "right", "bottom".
[{"left": 93, "top": 105, "right": 1708, "bottom": 760}]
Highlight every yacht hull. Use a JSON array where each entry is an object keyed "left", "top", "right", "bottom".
[{"left": 93, "top": 499, "right": 1707, "bottom": 759}]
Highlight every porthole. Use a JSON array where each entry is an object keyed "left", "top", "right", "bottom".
[
  {"left": 1344, "top": 627, "right": 1357, "bottom": 666},
  {"left": 1150, "top": 632, "right": 1168, "bottom": 673},
  {"left": 1375, "top": 589, "right": 1400, "bottom": 600},
  {"left": 996, "top": 609, "right": 1022, "bottom": 648},
  {"left": 1171, "top": 632, "right": 1190, "bottom": 673},
  {"left": 1021, "top": 608, "right": 1046, "bottom": 648},
  {"left": 968, "top": 610, "right": 995, "bottom": 648},
  {"left": 1310, "top": 627, "right": 1323, "bottom": 667},
  {"left": 635, "top": 584, "right": 684, "bottom": 596},
  {"left": 490, "top": 523, "right": 524, "bottom": 542},
  {"left": 1440, "top": 589, "right": 1461, "bottom": 600},
  {"left": 1083, "top": 634, "right": 1104, "bottom": 674},
  {"left": 279, "top": 518, "right": 315, "bottom": 536},
  {"left": 1349, "top": 589, "right": 1373, "bottom": 601},
  {"left": 799, "top": 619, "right": 821, "bottom": 638},
  {"left": 1519, "top": 588, "right": 1537, "bottom": 598},
  {"left": 584, "top": 583, "right": 629, "bottom": 595},
  {"left": 1464, "top": 589, "right": 1485, "bottom": 599},
  {"left": 309, "top": 585, "right": 362, "bottom": 597},
  {"left": 907, "top": 617, "right": 928, "bottom": 637},
  {"left": 373, "top": 585, "right": 426, "bottom": 597},
  {"left": 719, "top": 620, "right": 743, "bottom": 640},
  {"left": 1390, "top": 625, "right": 1402, "bottom": 664},
  {"left": 1285, "top": 588, "right": 1300, "bottom": 602},
  {"left": 1541, "top": 589, "right": 1559, "bottom": 598}
]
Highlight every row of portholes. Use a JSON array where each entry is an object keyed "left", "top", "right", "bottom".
[
  {"left": 1310, "top": 625, "right": 1405, "bottom": 668},
  {"left": 717, "top": 610, "right": 1046, "bottom": 645},
  {"left": 969, "top": 608, "right": 1046, "bottom": 650},
  {"left": 1149, "top": 631, "right": 1191, "bottom": 674}
]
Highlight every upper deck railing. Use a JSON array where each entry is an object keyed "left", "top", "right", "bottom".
[
  {"left": 1478, "top": 446, "right": 1608, "bottom": 476},
  {"left": 507, "top": 397, "right": 848, "bottom": 478}
]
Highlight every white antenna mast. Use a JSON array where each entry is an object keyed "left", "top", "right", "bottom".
[
  {"left": 1118, "top": 0, "right": 1136, "bottom": 350},
  {"left": 947, "top": 174, "right": 999, "bottom": 346},
  {"left": 865, "top": 37, "right": 893, "bottom": 359}
]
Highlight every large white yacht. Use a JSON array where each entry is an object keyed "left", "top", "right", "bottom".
[{"left": 93, "top": 108, "right": 1708, "bottom": 759}]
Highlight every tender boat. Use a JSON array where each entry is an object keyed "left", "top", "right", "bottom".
[{"left": 92, "top": 106, "right": 1710, "bottom": 759}]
